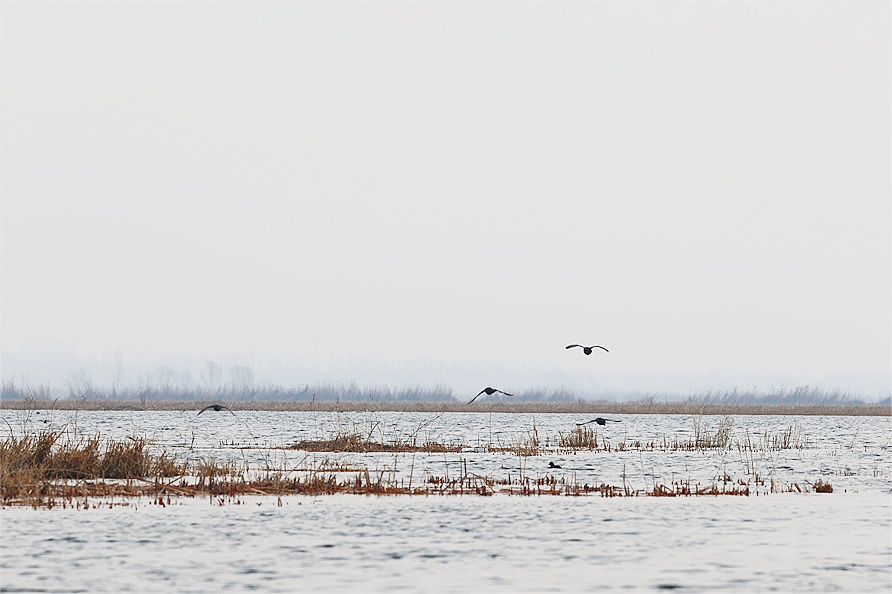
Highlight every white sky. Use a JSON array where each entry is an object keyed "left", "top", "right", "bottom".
[{"left": 2, "top": 2, "right": 890, "bottom": 397}]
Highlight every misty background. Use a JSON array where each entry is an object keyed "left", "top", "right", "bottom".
[{"left": 2, "top": 2, "right": 890, "bottom": 402}]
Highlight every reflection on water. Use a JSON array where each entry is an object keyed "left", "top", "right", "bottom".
[{"left": 2, "top": 410, "right": 891, "bottom": 592}]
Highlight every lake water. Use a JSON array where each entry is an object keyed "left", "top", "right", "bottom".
[{"left": 2, "top": 410, "right": 891, "bottom": 592}]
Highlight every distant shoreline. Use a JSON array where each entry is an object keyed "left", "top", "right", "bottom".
[{"left": 1, "top": 399, "right": 889, "bottom": 416}]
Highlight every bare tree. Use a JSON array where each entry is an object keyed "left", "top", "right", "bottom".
[
  {"left": 179, "top": 369, "right": 194, "bottom": 394},
  {"left": 114, "top": 348, "right": 124, "bottom": 394},
  {"left": 202, "top": 360, "right": 222, "bottom": 393},
  {"left": 229, "top": 365, "right": 255, "bottom": 397},
  {"left": 154, "top": 365, "right": 177, "bottom": 395},
  {"left": 66, "top": 368, "right": 94, "bottom": 399}
]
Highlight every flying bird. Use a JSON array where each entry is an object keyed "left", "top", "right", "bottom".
[
  {"left": 467, "top": 387, "right": 513, "bottom": 405},
  {"left": 566, "top": 344, "right": 609, "bottom": 355},
  {"left": 198, "top": 403, "right": 235, "bottom": 416},
  {"left": 576, "top": 417, "right": 620, "bottom": 426}
]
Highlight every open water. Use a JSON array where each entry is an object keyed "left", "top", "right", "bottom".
[{"left": 1, "top": 410, "right": 890, "bottom": 592}]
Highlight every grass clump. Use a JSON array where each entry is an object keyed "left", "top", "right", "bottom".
[
  {"left": 811, "top": 479, "right": 833, "bottom": 493},
  {"left": 1, "top": 430, "right": 185, "bottom": 502},
  {"left": 291, "top": 430, "right": 461, "bottom": 453},
  {"left": 559, "top": 426, "right": 600, "bottom": 449}
]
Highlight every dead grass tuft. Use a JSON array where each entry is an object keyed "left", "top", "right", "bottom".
[
  {"left": 559, "top": 426, "right": 600, "bottom": 449},
  {"left": 291, "top": 431, "right": 461, "bottom": 453},
  {"left": 811, "top": 479, "right": 833, "bottom": 493}
]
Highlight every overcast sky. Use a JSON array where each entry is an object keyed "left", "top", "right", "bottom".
[{"left": 2, "top": 2, "right": 889, "bottom": 397}]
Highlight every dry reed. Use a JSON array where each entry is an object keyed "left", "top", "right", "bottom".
[{"left": 290, "top": 431, "right": 461, "bottom": 453}]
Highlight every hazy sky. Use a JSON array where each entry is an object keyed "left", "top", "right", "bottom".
[{"left": 2, "top": 2, "right": 890, "bottom": 397}]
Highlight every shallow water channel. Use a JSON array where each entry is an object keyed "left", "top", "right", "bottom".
[{"left": 2, "top": 410, "right": 891, "bottom": 592}]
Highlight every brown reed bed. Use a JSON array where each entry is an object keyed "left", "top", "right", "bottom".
[
  {"left": 290, "top": 432, "right": 462, "bottom": 453},
  {"left": 1, "top": 430, "right": 185, "bottom": 502},
  {"left": 1, "top": 430, "right": 184, "bottom": 483},
  {"left": 2, "top": 398, "right": 888, "bottom": 416}
]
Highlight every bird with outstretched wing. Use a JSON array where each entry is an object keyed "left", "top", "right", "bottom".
[
  {"left": 198, "top": 403, "right": 235, "bottom": 416},
  {"left": 467, "top": 386, "right": 513, "bottom": 405},
  {"left": 576, "top": 417, "right": 620, "bottom": 426},
  {"left": 566, "top": 344, "right": 609, "bottom": 355}
]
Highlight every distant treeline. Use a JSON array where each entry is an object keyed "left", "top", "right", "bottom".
[
  {"left": 1, "top": 380, "right": 888, "bottom": 407},
  {"left": 1, "top": 380, "right": 456, "bottom": 404},
  {"left": 0, "top": 381, "right": 582, "bottom": 404},
  {"left": 679, "top": 385, "right": 890, "bottom": 407}
]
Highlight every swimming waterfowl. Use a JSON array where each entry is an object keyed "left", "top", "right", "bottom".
[
  {"left": 467, "top": 387, "right": 513, "bottom": 405},
  {"left": 548, "top": 461, "right": 562, "bottom": 469},
  {"left": 566, "top": 344, "right": 609, "bottom": 355},
  {"left": 576, "top": 417, "right": 620, "bottom": 426},
  {"left": 198, "top": 403, "right": 235, "bottom": 416}
]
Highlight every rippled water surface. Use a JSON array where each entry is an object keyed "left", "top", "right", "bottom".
[{"left": 2, "top": 410, "right": 891, "bottom": 592}]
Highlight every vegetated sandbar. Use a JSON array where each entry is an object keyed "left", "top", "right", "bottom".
[{"left": 2, "top": 399, "right": 889, "bottom": 416}]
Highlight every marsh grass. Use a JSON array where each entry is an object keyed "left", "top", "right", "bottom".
[
  {"left": 1, "top": 430, "right": 184, "bottom": 482},
  {"left": 2, "top": 429, "right": 836, "bottom": 507},
  {"left": 558, "top": 426, "right": 601, "bottom": 449},
  {"left": 290, "top": 430, "right": 462, "bottom": 453},
  {"left": 555, "top": 417, "right": 809, "bottom": 455},
  {"left": 0, "top": 430, "right": 187, "bottom": 504},
  {"left": 692, "top": 414, "right": 734, "bottom": 449},
  {"left": 767, "top": 424, "right": 809, "bottom": 450},
  {"left": 0, "top": 415, "right": 835, "bottom": 507},
  {"left": 502, "top": 422, "right": 540, "bottom": 456}
]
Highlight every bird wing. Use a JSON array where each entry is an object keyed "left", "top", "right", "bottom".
[
  {"left": 592, "top": 345, "right": 609, "bottom": 352},
  {"left": 198, "top": 405, "right": 214, "bottom": 415},
  {"left": 467, "top": 394, "right": 481, "bottom": 405},
  {"left": 496, "top": 390, "right": 514, "bottom": 397},
  {"left": 222, "top": 406, "right": 236, "bottom": 415},
  {"left": 565, "top": 345, "right": 582, "bottom": 349},
  {"left": 575, "top": 419, "right": 595, "bottom": 426}
]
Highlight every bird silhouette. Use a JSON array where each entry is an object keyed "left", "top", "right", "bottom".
[
  {"left": 548, "top": 461, "right": 562, "bottom": 469},
  {"left": 566, "top": 344, "right": 609, "bottom": 355},
  {"left": 467, "top": 386, "right": 513, "bottom": 405},
  {"left": 198, "top": 403, "right": 235, "bottom": 416},
  {"left": 576, "top": 417, "right": 620, "bottom": 426}
]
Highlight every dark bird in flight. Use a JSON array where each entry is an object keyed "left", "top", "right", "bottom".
[
  {"left": 467, "top": 386, "right": 513, "bottom": 405},
  {"left": 198, "top": 403, "right": 235, "bottom": 416},
  {"left": 548, "top": 461, "right": 562, "bottom": 469},
  {"left": 566, "top": 344, "right": 609, "bottom": 355},
  {"left": 576, "top": 417, "right": 620, "bottom": 426}
]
